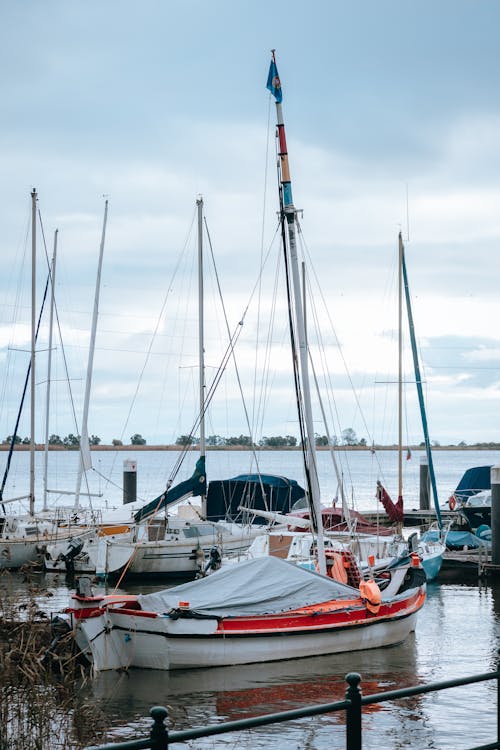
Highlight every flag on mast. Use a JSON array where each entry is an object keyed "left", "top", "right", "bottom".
[{"left": 266, "top": 55, "right": 282, "bottom": 102}]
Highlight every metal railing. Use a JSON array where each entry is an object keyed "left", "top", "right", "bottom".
[{"left": 88, "top": 662, "right": 500, "bottom": 750}]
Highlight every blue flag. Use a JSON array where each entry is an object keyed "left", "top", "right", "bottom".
[{"left": 266, "top": 59, "right": 282, "bottom": 103}]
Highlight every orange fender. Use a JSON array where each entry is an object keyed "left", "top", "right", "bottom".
[{"left": 359, "top": 579, "right": 382, "bottom": 614}]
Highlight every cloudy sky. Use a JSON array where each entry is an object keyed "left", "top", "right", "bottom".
[{"left": 1, "top": 0, "right": 500, "bottom": 448}]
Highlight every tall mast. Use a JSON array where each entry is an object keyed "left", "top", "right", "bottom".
[
  {"left": 401, "top": 233, "right": 442, "bottom": 528},
  {"left": 43, "top": 229, "right": 58, "bottom": 512},
  {"left": 398, "top": 233, "right": 403, "bottom": 509},
  {"left": 267, "top": 52, "right": 327, "bottom": 575},
  {"left": 29, "top": 188, "right": 37, "bottom": 516},
  {"left": 74, "top": 199, "right": 108, "bottom": 509},
  {"left": 197, "top": 196, "right": 207, "bottom": 517}
]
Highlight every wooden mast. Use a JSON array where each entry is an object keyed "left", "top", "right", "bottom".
[{"left": 267, "top": 52, "right": 327, "bottom": 575}]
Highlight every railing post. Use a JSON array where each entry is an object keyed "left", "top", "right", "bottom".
[
  {"left": 345, "top": 672, "right": 362, "bottom": 750},
  {"left": 150, "top": 706, "right": 169, "bottom": 749},
  {"left": 497, "top": 649, "right": 500, "bottom": 745}
]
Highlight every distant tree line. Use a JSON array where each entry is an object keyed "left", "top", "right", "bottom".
[
  {"left": 1, "top": 433, "right": 148, "bottom": 448},
  {"left": 3, "top": 431, "right": 498, "bottom": 449},
  {"left": 175, "top": 429, "right": 368, "bottom": 448}
]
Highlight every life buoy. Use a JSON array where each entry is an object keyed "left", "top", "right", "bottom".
[{"left": 448, "top": 495, "right": 456, "bottom": 511}]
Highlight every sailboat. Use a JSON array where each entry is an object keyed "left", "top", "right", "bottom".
[
  {"left": 66, "top": 52, "right": 426, "bottom": 671},
  {"left": 70, "top": 197, "right": 266, "bottom": 580},
  {"left": 375, "top": 233, "right": 445, "bottom": 581},
  {"left": 0, "top": 191, "right": 94, "bottom": 569}
]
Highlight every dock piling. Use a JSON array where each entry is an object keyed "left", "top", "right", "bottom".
[{"left": 491, "top": 466, "right": 500, "bottom": 566}]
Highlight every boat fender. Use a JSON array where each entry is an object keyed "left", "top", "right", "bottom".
[
  {"left": 359, "top": 579, "right": 382, "bottom": 614},
  {"left": 448, "top": 495, "right": 456, "bottom": 510},
  {"left": 410, "top": 552, "right": 421, "bottom": 567}
]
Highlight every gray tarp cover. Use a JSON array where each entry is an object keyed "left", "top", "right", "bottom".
[{"left": 136, "top": 556, "right": 360, "bottom": 618}]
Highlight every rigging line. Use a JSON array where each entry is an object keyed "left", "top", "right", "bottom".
[
  {"left": 0, "top": 211, "right": 31, "bottom": 422},
  {"left": 38, "top": 210, "right": 95, "bottom": 506},
  {"left": 255, "top": 245, "right": 284, "bottom": 446},
  {"left": 252, "top": 93, "right": 273, "bottom": 435},
  {"left": 0, "top": 270, "right": 51, "bottom": 508},
  {"left": 297, "top": 222, "right": 382, "bottom": 471},
  {"left": 279, "top": 211, "right": 313, "bottom": 528},
  {"left": 296, "top": 221, "right": 356, "bottom": 496},
  {"left": 302, "top": 248, "right": 360, "bottom": 505},
  {"left": 271, "top": 136, "right": 310, "bottom": 472},
  {"left": 101, "top": 206, "right": 198, "bottom": 490},
  {"left": 117, "top": 206, "right": 197, "bottom": 443},
  {"left": 204, "top": 215, "right": 279, "bottom": 480},
  {"left": 162, "top": 324, "right": 246, "bottom": 491}
]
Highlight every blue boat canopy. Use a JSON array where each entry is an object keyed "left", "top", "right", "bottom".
[{"left": 454, "top": 466, "right": 491, "bottom": 503}]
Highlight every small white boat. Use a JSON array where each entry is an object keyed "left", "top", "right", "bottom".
[
  {"left": 66, "top": 555, "right": 426, "bottom": 672},
  {"left": 84, "top": 511, "right": 262, "bottom": 579}
]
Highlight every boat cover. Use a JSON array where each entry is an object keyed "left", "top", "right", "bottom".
[
  {"left": 206, "top": 474, "right": 305, "bottom": 523},
  {"left": 454, "top": 466, "right": 491, "bottom": 502},
  {"left": 134, "top": 457, "right": 207, "bottom": 523},
  {"left": 136, "top": 556, "right": 360, "bottom": 618},
  {"left": 422, "top": 529, "right": 489, "bottom": 550}
]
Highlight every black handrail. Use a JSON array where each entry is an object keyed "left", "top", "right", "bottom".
[{"left": 87, "top": 660, "right": 500, "bottom": 750}]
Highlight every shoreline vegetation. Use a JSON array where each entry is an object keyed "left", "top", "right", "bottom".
[{"left": 1, "top": 443, "right": 499, "bottom": 452}]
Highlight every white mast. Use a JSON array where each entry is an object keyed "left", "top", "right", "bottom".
[
  {"left": 43, "top": 229, "right": 58, "bottom": 512},
  {"left": 29, "top": 188, "right": 37, "bottom": 516},
  {"left": 398, "top": 232, "right": 403, "bottom": 508},
  {"left": 197, "top": 196, "right": 207, "bottom": 517},
  {"left": 74, "top": 200, "right": 108, "bottom": 510}
]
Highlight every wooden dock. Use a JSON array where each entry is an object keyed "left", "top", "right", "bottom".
[
  {"left": 361, "top": 509, "right": 462, "bottom": 528},
  {"left": 440, "top": 548, "right": 498, "bottom": 580}
]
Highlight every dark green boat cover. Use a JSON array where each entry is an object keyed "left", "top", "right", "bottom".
[{"left": 134, "top": 456, "right": 207, "bottom": 523}]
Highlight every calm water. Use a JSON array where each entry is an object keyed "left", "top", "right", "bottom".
[
  {"left": 3, "top": 571, "right": 499, "bottom": 750},
  {"left": 2, "top": 449, "right": 500, "bottom": 748},
  {"left": 2, "top": 447, "right": 499, "bottom": 513}
]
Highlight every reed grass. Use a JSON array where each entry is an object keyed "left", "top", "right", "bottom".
[{"left": 0, "top": 568, "right": 107, "bottom": 749}]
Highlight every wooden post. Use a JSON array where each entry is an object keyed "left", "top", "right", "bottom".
[
  {"left": 123, "top": 459, "right": 137, "bottom": 505},
  {"left": 419, "top": 455, "right": 430, "bottom": 511},
  {"left": 345, "top": 672, "right": 362, "bottom": 750},
  {"left": 491, "top": 466, "right": 500, "bottom": 566}
]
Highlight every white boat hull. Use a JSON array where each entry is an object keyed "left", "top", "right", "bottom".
[
  {"left": 0, "top": 538, "right": 44, "bottom": 569},
  {"left": 74, "top": 605, "right": 420, "bottom": 672},
  {"left": 88, "top": 525, "right": 261, "bottom": 577}
]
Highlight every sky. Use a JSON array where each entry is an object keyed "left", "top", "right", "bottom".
[{"left": 1, "top": 0, "right": 500, "bottom": 448}]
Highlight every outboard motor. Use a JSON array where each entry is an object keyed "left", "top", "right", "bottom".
[
  {"left": 408, "top": 532, "right": 419, "bottom": 553},
  {"left": 75, "top": 576, "right": 93, "bottom": 598},
  {"left": 60, "top": 536, "right": 85, "bottom": 574},
  {"left": 203, "top": 546, "right": 222, "bottom": 575}
]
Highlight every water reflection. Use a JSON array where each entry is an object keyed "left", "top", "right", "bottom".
[
  {"left": 85, "top": 636, "right": 422, "bottom": 745},
  {"left": 2, "top": 570, "right": 500, "bottom": 748}
]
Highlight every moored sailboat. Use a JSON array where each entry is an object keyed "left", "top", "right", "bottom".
[
  {"left": 0, "top": 190, "right": 95, "bottom": 569},
  {"left": 66, "top": 52, "right": 426, "bottom": 671},
  {"left": 374, "top": 233, "right": 445, "bottom": 581}
]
